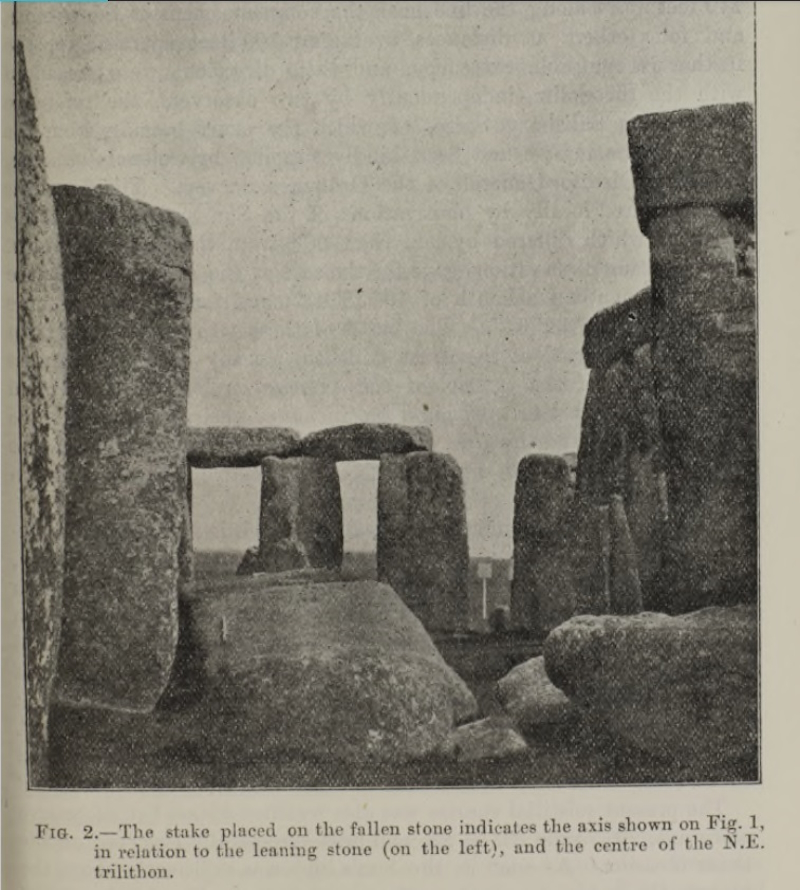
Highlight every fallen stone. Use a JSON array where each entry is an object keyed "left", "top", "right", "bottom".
[
  {"left": 300, "top": 423, "right": 432, "bottom": 461},
  {"left": 52, "top": 183, "right": 192, "bottom": 711},
  {"left": 16, "top": 42, "right": 68, "bottom": 786},
  {"left": 496, "top": 657, "right": 579, "bottom": 731},
  {"left": 441, "top": 718, "right": 528, "bottom": 762},
  {"left": 543, "top": 606, "right": 758, "bottom": 769},
  {"left": 377, "top": 452, "right": 469, "bottom": 632},
  {"left": 177, "top": 580, "right": 478, "bottom": 763},
  {"left": 583, "top": 288, "right": 652, "bottom": 369},
  {"left": 248, "top": 456, "right": 343, "bottom": 573},
  {"left": 187, "top": 426, "right": 300, "bottom": 468},
  {"left": 627, "top": 103, "right": 754, "bottom": 234}
]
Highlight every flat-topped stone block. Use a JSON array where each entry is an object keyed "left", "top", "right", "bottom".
[
  {"left": 300, "top": 423, "right": 432, "bottom": 461},
  {"left": 52, "top": 183, "right": 192, "bottom": 712},
  {"left": 628, "top": 103, "right": 754, "bottom": 233},
  {"left": 377, "top": 452, "right": 469, "bottom": 632},
  {"left": 187, "top": 426, "right": 300, "bottom": 468},
  {"left": 583, "top": 288, "right": 652, "bottom": 369}
]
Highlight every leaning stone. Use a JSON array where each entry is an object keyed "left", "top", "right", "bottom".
[
  {"left": 255, "top": 457, "right": 343, "bottom": 573},
  {"left": 16, "top": 42, "right": 68, "bottom": 785},
  {"left": 377, "top": 453, "right": 469, "bottom": 632},
  {"left": 300, "top": 423, "right": 432, "bottom": 461},
  {"left": 441, "top": 717, "right": 528, "bottom": 762},
  {"left": 52, "top": 183, "right": 192, "bottom": 711},
  {"left": 187, "top": 426, "right": 300, "bottom": 468},
  {"left": 177, "top": 580, "right": 478, "bottom": 763},
  {"left": 543, "top": 606, "right": 758, "bottom": 770},
  {"left": 496, "top": 657, "right": 579, "bottom": 731},
  {"left": 627, "top": 103, "right": 754, "bottom": 234}
]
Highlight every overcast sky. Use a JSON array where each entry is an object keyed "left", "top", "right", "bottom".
[{"left": 19, "top": 1, "right": 754, "bottom": 557}]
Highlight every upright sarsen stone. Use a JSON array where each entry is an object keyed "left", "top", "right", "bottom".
[
  {"left": 628, "top": 104, "right": 757, "bottom": 611},
  {"left": 52, "top": 184, "right": 192, "bottom": 711},
  {"left": 16, "top": 43, "right": 68, "bottom": 785},
  {"left": 254, "top": 456, "right": 343, "bottom": 573},
  {"left": 377, "top": 453, "right": 469, "bottom": 633},
  {"left": 510, "top": 455, "right": 574, "bottom": 634}
]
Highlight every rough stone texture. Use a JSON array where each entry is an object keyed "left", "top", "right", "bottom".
[
  {"left": 627, "top": 104, "right": 756, "bottom": 612},
  {"left": 51, "top": 184, "right": 192, "bottom": 711},
  {"left": 300, "top": 423, "right": 432, "bottom": 461},
  {"left": 570, "top": 499, "right": 610, "bottom": 615},
  {"left": 187, "top": 426, "right": 299, "bottom": 468},
  {"left": 648, "top": 209, "right": 756, "bottom": 611},
  {"left": 510, "top": 455, "right": 575, "bottom": 634},
  {"left": 608, "top": 495, "right": 643, "bottom": 615},
  {"left": 16, "top": 42, "right": 67, "bottom": 786},
  {"left": 496, "top": 657, "right": 579, "bottom": 732},
  {"left": 544, "top": 606, "right": 758, "bottom": 770},
  {"left": 575, "top": 331, "right": 666, "bottom": 606},
  {"left": 583, "top": 288, "right": 652, "bottom": 369},
  {"left": 175, "top": 579, "right": 478, "bottom": 763},
  {"left": 377, "top": 453, "right": 469, "bottom": 632},
  {"left": 627, "top": 103, "right": 755, "bottom": 234},
  {"left": 240, "top": 456, "right": 343, "bottom": 574},
  {"left": 441, "top": 718, "right": 528, "bottom": 762}
]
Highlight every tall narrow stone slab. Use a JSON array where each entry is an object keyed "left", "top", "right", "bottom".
[
  {"left": 252, "top": 456, "right": 343, "bottom": 573},
  {"left": 608, "top": 495, "right": 643, "bottom": 615},
  {"left": 510, "top": 455, "right": 575, "bottom": 634},
  {"left": 570, "top": 499, "right": 610, "bottom": 616},
  {"left": 51, "top": 184, "right": 192, "bottom": 711},
  {"left": 628, "top": 104, "right": 757, "bottom": 610},
  {"left": 377, "top": 453, "right": 469, "bottom": 633},
  {"left": 16, "top": 42, "right": 67, "bottom": 785}
]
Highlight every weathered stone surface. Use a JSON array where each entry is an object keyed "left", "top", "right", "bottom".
[
  {"left": 300, "top": 423, "right": 432, "bottom": 461},
  {"left": 608, "top": 495, "right": 643, "bottom": 615},
  {"left": 575, "top": 333, "right": 665, "bottom": 607},
  {"left": 544, "top": 606, "right": 758, "bottom": 768},
  {"left": 187, "top": 426, "right": 299, "bottom": 468},
  {"left": 241, "top": 456, "right": 343, "bottom": 574},
  {"left": 496, "top": 657, "right": 579, "bottom": 731},
  {"left": 628, "top": 103, "right": 755, "bottom": 234},
  {"left": 377, "top": 453, "right": 469, "bottom": 632},
  {"left": 570, "top": 499, "right": 610, "bottom": 615},
  {"left": 177, "top": 579, "right": 478, "bottom": 763},
  {"left": 441, "top": 718, "right": 528, "bottom": 762},
  {"left": 649, "top": 206, "right": 757, "bottom": 611},
  {"left": 52, "top": 184, "right": 192, "bottom": 711},
  {"left": 16, "top": 42, "right": 67, "bottom": 786},
  {"left": 510, "top": 455, "right": 575, "bottom": 634},
  {"left": 583, "top": 288, "right": 652, "bottom": 369}
]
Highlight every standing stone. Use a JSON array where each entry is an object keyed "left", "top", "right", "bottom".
[
  {"left": 510, "top": 455, "right": 575, "bottom": 634},
  {"left": 253, "top": 456, "right": 342, "bottom": 573},
  {"left": 377, "top": 453, "right": 469, "bottom": 633},
  {"left": 51, "top": 184, "right": 192, "bottom": 711},
  {"left": 570, "top": 499, "right": 610, "bottom": 616},
  {"left": 628, "top": 103, "right": 757, "bottom": 611},
  {"left": 16, "top": 43, "right": 67, "bottom": 785},
  {"left": 608, "top": 495, "right": 643, "bottom": 615}
]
